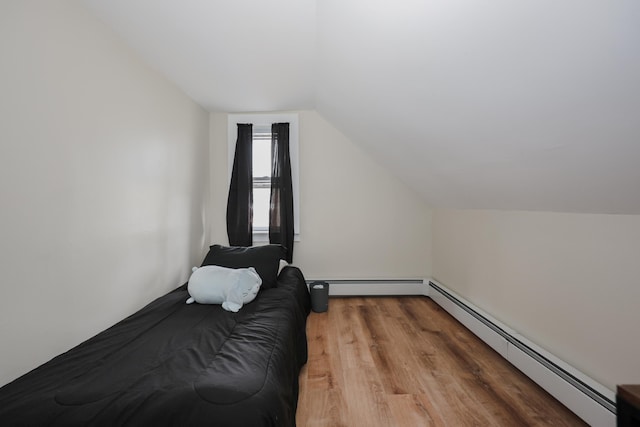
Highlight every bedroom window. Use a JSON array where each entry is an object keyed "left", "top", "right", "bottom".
[
  {"left": 251, "top": 126, "right": 271, "bottom": 234},
  {"left": 227, "top": 113, "right": 300, "bottom": 243}
]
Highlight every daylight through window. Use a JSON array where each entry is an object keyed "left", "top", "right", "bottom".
[{"left": 252, "top": 126, "right": 271, "bottom": 231}]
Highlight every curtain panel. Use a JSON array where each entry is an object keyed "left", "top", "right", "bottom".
[
  {"left": 226, "top": 123, "right": 253, "bottom": 247},
  {"left": 269, "top": 122, "right": 294, "bottom": 262}
]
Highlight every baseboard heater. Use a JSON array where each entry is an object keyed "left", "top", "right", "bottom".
[
  {"left": 306, "top": 278, "right": 429, "bottom": 296},
  {"left": 428, "top": 280, "right": 616, "bottom": 427}
]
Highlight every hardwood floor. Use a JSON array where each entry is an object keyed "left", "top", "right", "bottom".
[{"left": 296, "top": 297, "right": 587, "bottom": 427}]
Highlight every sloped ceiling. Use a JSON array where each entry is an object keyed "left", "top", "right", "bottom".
[{"left": 83, "top": 0, "right": 640, "bottom": 214}]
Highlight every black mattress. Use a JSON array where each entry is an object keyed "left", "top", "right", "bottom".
[{"left": 0, "top": 266, "right": 310, "bottom": 426}]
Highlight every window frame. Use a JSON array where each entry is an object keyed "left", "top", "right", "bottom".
[{"left": 227, "top": 113, "right": 300, "bottom": 242}]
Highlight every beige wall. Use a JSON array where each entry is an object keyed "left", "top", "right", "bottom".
[
  {"left": 0, "top": 1, "right": 210, "bottom": 386},
  {"left": 432, "top": 208, "right": 640, "bottom": 390},
  {"left": 210, "top": 110, "right": 432, "bottom": 279}
]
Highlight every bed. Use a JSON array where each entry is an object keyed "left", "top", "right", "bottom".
[{"left": 0, "top": 245, "right": 311, "bottom": 427}]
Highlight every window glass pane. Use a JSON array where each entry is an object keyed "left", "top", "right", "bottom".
[
  {"left": 252, "top": 139, "right": 271, "bottom": 178},
  {"left": 253, "top": 187, "right": 270, "bottom": 229},
  {"left": 253, "top": 135, "right": 271, "bottom": 232}
]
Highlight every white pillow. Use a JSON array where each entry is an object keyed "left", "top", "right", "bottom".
[{"left": 185, "top": 265, "right": 262, "bottom": 312}]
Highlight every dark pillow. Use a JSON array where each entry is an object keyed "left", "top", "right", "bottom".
[{"left": 201, "top": 244, "right": 286, "bottom": 289}]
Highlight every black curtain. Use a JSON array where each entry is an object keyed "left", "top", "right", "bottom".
[
  {"left": 269, "top": 123, "right": 294, "bottom": 262},
  {"left": 227, "top": 123, "right": 253, "bottom": 247}
]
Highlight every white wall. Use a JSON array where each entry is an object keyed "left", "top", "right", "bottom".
[
  {"left": 209, "top": 110, "right": 432, "bottom": 279},
  {"left": 0, "top": 1, "right": 210, "bottom": 386},
  {"left": 432, "top": 208, "right": 640, "bottom": 390}
]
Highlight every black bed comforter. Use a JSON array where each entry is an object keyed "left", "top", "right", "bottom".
[{"left": 0, "top": 266, "right": 310, "bottom": 427}]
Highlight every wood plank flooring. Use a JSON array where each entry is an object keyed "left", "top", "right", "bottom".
[{"left": 296, "top": 297, "right": 587, "bottom": 427}]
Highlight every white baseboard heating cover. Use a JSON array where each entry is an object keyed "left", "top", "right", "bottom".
[
  {"left": 428, "top": 280, "right": 616, "bottom": 427},
  {"left": 306, "top": 278, "right": 429, "bottom": 296}
]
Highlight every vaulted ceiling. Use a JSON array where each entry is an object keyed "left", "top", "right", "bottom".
[{"left": 83, "top": 0, "right": 640, "bottom": 214}]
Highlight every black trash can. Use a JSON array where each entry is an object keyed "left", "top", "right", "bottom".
[{"left": 310, "top": 281, "right": 329, "bottom": 313}]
